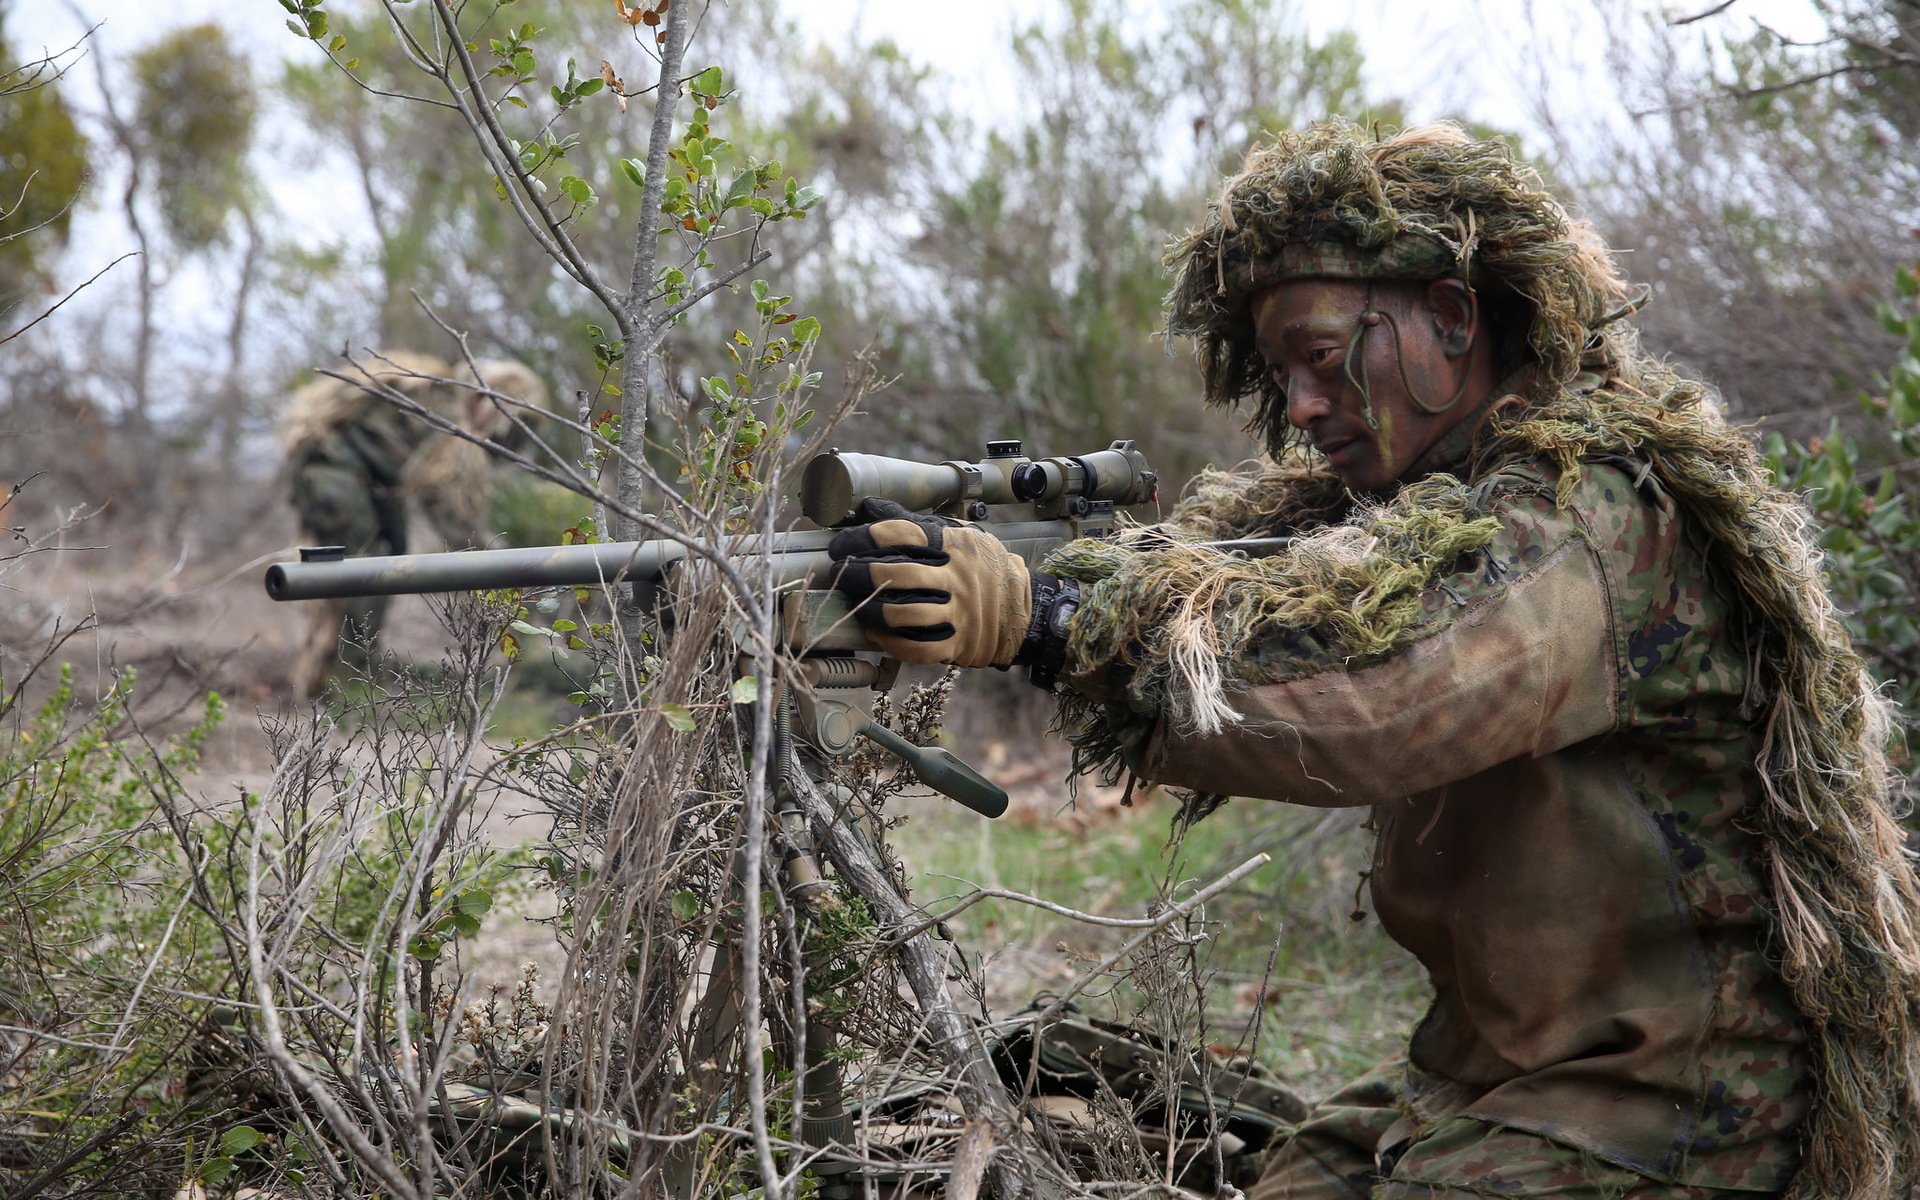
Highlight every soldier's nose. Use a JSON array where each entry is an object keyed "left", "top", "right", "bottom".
[{"left": 1286, "top": 389, "right": 1333, "bottom": 429}]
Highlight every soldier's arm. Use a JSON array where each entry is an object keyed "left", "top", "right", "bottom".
[{"left": 1127, "top": 470, "right": 1648, "bottom": 806}]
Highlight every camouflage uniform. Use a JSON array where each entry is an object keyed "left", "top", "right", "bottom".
[
  {"left": 286, "top": 397, "right": 431, "bottom": 692},
  {"left": 1049, "top": 120, "right": 1920, "bottom": 1200},
  {"left": 1104, "top": 403, "right": 1805, "bottom": 1199},
  {"left": 282, "top": 354, "right": 547, "bottom": 697}
]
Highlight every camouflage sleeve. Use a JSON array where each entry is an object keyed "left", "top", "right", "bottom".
[{"left": 1071, "top": 467, "right": 1645, "bottom": 806}]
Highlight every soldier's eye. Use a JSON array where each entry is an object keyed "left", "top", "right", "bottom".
[{"left": 1307, "top": 346, "right": 1342, "bottom": 367}]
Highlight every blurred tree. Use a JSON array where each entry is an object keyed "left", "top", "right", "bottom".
[
  {"left": 131, "top": 24, "right": 256, "bottom": 252},
  {"left": 130, "top": 23, "right": 265, "bottom": 464},
  {"left": 1540, "top": 1, "right": 1917, "bottom": 442},
  {"left": 674, "top": 0, "right": 1411, "bottom": 492},
  {"left": 0, "top": 14, "right": 90, "bottom": 320}
]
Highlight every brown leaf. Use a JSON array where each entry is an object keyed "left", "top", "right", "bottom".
[
  {"left": 613, "top": 0, "right": 646, "bottom": 25},
  {"left": 599, "top": 59, "right": 628, "bottom": 111}
]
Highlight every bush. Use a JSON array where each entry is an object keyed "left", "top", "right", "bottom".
[
  {"left": 1764, "top": 263, "right": 1920, "bottom": 786},
  {"left": 0, "top": 662, "right": 230, "bottom": 1193}
]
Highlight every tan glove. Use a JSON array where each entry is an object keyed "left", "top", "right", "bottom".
[{"left": 828, "top": 499, "right": 1033, "bottom": 667}]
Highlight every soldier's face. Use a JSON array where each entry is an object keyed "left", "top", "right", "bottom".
[{"left": 1251, "top": 278, "right": 1473, "bottom": 493}]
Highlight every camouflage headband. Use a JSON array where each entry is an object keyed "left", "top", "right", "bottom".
[{"left": 1225, "top": 232, "right": 1473, "bottom": 298}]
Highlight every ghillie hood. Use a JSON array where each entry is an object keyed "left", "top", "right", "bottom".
[
  {"left": 279, "top": 350, "right": 462, "bottom": 454},
  {"left": 1056, "top": 121, "right": 1920, "bottom": 1198},
  {"left": 1163, "top": 120, "right": 1633, "bottom": 453}
]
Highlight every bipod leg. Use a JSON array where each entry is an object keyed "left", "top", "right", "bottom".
[{"left": 775, "top": 694, "right": 861, "bottom": 1199}]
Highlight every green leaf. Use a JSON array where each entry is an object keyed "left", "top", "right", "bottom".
[
  {"left": 692, "top": 65, "right": 724, "bottom": 95},
  {"left": 750, "top": 279, "right": 770, "bottom": 303},
  {"left": 328, "top": 34, "right": 347, "bottom": 51},
  {"left": 792, "top": 316, "right": 821, "bottom": 344},
  {"left": 660, "top": 703, "right": 696, "bottom": 732},
  {"left": 730, "top": 676, "right": 761, "bottom": 703},
  {"left": 724, "top": 170, "right": 756, "bottom": 208},
  {"left": 792, "top": 185, "right": 824, "bottom": 211},
  {"left": 672, "top": 890, "right": 702, "bottom": 921},
  {"left": 551, "top": 618, "right": 577, "bottom": 632},
  {"left": 576, "top": 77, "right": 604, "bottom": 96},
  {"left": 220, "top": 1125, "right": 267, "bottom": 1156},
  {"left": 619, "top": 157, "right": 646, "bottom": 188},
  {"left": 200, "top": 1157, "right": 234, "bottom": 1185},
  {"left": 1897, "top": 267, "right": 1920, "bottom": 299}
]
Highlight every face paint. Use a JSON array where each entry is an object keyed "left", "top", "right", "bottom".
[{"left": 1251, "top": 279, "right": 1480, "bottom": 493}]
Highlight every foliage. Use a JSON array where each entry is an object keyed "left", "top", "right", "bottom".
[
  {"left": 0, "top": 662, "right": 230, "bottom": 1193},
  {"left": 1765, "top": 262, "right": 1920, "bottom": 751},
  {"left": 0, "top": 18, "right": 90, "bottom": 310},
  {"left": 130, "top": 23, "right": 258, "bottom": 250}
]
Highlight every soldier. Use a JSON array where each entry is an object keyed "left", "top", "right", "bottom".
[
  {"left": 829, "top": 123, "right": 1920, "bottom": 1198},
  {"left": 282, "top": 352, "right": 549, "bottom": 698}
]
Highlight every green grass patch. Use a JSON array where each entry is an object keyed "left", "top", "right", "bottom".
[{"left": 892, "top": 794, "right": 1428, "bottom": 1102}]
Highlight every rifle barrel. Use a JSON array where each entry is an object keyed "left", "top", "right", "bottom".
[
  {"left": 264, "top": 532, "right": 835, "bottom": 601},
  {"left": 264, "top": 525, "right": 1293, "bottom": 603},
  {"left": 263, "top": 521, "right": 1111, "bottom": 602}
]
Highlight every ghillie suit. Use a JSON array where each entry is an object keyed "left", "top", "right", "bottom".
[
  {"left": 1050, "top": 123, "right": 1920, "bottom": 1198},
  {"left": 281, "top": 352, "right": 550, "bottom": 698}
]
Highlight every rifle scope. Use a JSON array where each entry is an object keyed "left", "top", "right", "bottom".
[{"left": 800, "top": 440, "right": 1155, "bottom": 527}]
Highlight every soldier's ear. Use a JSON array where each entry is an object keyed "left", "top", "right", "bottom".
[{"left": 1424, "top": 278, "right": 1479, "bottom": 360}]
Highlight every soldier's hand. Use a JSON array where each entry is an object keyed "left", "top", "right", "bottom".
[{"left": 827, "top": 498, "right": 1033, "bottom": 667}]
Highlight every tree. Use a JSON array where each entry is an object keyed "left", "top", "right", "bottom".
[
  {"left": 0, "top": 13, "right": 90, "bottom": 320},
  {"left": 130, "top": 23, "right": 265, "bottom": 464}
]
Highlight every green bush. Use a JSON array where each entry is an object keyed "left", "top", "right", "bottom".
[
  {"left": 1764, "top": 263, "right": 1920, "bottom": 761},
  {"left": 0, "top": 663, "right": 229, "bottom": 1191},
  {"left": 485, "top": 471, "right": 595, "bottom": 549}
]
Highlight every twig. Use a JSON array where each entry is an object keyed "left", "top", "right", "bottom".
[
  {"left": 899, "top": 879, "right": 1230, "bottom": 944},
  {"left": 0, "top": 252, "right": 136, "bottom": 347},
  {"left": 1670, "top": 0, "right": 1738, "bottom": 26},
  {"left": 1027, "top": 854, "right": 1272, "bottom": 1031}
]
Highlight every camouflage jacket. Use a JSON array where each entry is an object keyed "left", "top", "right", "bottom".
[
  {"left": 1114, "top": 454, "right": 1808, "bottom": 1191},
  {"left": 286, "top": 402, "right": 435, "bottom": 555}
]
